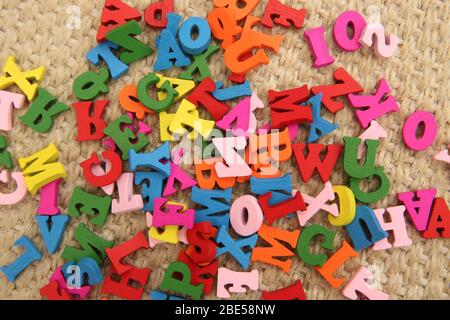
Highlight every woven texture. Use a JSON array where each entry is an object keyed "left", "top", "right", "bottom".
[{"left": 0, "top": 0, "right": 448, "bottom": 300}]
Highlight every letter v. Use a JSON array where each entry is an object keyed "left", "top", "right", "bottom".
[{"left": 35, "top": 215, "right": 70, "bottom": 254}]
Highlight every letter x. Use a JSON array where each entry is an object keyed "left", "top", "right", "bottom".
[{"left": 0, "top": 56, "right": 46, "bottom": 101}]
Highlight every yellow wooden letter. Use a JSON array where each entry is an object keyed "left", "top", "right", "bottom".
[
  {"left": 149, "top": 201, "right": 187, "bottom": 244},
  {"left": 0, "top": 56, "right": 46, "bottom": 101},
  {"left": 328, "top": 185, "right": 356, "bottom": 226},
  {"left": 149, "top": 225, "right": 179, "bottom": 244},
  {"left": 159, "top": 111, "right": 176, "bottom": 141},
  {"left": 169, "top": 99, "right": 215, "bottom": 140},
  {"left": 18, "top": 143, "right": 67, "bottom": 194},
  {"left": 156, "top": 74, "right": 195, "bottom": 102}
]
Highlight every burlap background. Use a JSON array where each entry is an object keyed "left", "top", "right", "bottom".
[{"left": 0, "top": 0, "right": 448, "bottom": 300}]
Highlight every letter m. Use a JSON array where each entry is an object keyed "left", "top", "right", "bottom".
[
  {"left": 251, "top": 224, "right": 300, "bottom": 273},
  {"left": 18, "top": 143, "right": 67, "bottom": 194},
  {"left": 191, "top": 186, "right": 231, "bottom": 227}
]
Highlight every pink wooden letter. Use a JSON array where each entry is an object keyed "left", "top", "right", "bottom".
[
  {"left": 296, "top": 182, "right": 339, "bottom": 226},
  {"left": 91, "top": 158, "right": 114, "bottom": 195},
  {"left": 349, "top": 79, "right": 399, "bottom": 129},
  {"left": 145, "top": 212, "right": 188, "bottom": 248},
  {"left": 357, "top": 121, "right": 387, "bottom": 159},
  {"left": 50, "top": 267, "right": 92, "bottom": 299},
  {"left": 217, "top": 267, "right": 259, "bottom": 298},
  {"left": 360, "top": 22, "right": 400, "bottom": 58},
  {"left": 162, "top": 162, "right": 197, "bottom": 197},
  {"left": 402, "top": 111, "right": 438, "bottom": 151},
  {"left": 213, "top": 136, "right": 252, "bottom": 178},
  {"left": 434, "top": 147, "right": 450, "bottom": 164},
  {"left": 304, "top": 26, "right": 335, "bottom": 68},
  {"left": 216, "top": 97, "right": 251, "bottom": 137},
  {"left": 333, "top": 11, "right": 366, "bottom": 52},
  {"left": 0, "top": 90, "right": 25, "bottom": 132},
  {"left": 248, "top": 93, "right": 265, "bottom": 136},
  {"left": 230, "top": 195, "right": 263, "bottom": 236},
  {"left": 111, "top": 173, "right": 144, "bottom": 214},
  {"left": 152, "top": 198, "right": 195, "bottom": 229},
  {"left": 397, "top": 189, "right": 436, "bottom": 231},
  {"left": 37, "top": 179, "right": 62, "bottom": 215},
  {"left": 342, "top": 266, "right": 389, "bottom": 300},
  {"left": 0, "top": 170, "right": 28, "bottom": 205},
  {"left": 373, "top": 205, "right": 412, "bottom": 251}
]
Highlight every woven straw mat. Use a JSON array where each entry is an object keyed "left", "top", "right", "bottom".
[{"left": 0, "top": 0, "right": 448, "bottom": 300}]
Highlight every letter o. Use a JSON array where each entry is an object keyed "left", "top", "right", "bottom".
[
  {"left": 178, "top": 17, "right": 212, "bottom": 55},
  {"left": 333, "top": 10, "right": 367, "bottom": 52},
  {"left": 402, "top": 111, "right": 438, "bottom": 151},
  {"left": 230, "top": 195, "right": 263, "bottom": 236}
]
